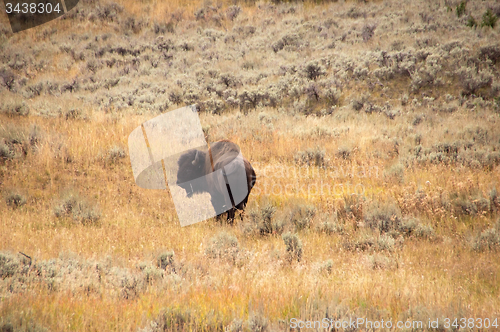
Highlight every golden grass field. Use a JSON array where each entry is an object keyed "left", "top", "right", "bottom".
[{"left": 1, "top": 0, "right": 500, "bottom": 331}]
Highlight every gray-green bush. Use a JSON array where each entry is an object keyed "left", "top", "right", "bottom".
[
  {"left": 287, "top": 204, "right": 316, "bottom": 231},
  {"left": 53, "top": 192, "right": 101, "bottom": 225},
  {"left": 364, "top": 201, "right": 402, "bottom": 234},
  {"left": 472, "top": 221, "right": 500, "bottom": 252},
  {"left": 5, "top": 191, "right": 26, "bottom": 208},
  {"left": 157, "top": 251, "right": 175, "bottom": 271},
  {"left": 294, "top": 147, "right": 325, "bottom": 167},
  {"left": 205, "top": 232, "right": 240, "bottom": 263},
  {"left": 282, "top": 232, "right": 302, "bottom": 262}
]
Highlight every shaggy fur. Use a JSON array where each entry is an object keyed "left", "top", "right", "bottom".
[{"left": 176, "top": 140, "right": 256, "bottom": 223}]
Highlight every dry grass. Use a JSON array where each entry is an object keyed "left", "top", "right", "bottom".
[
  {"left": 1, "top": 0, "right": 500, "bottom": 330},
  {"left": 1, "top": 106, "right": 499, "bottom": 330}
]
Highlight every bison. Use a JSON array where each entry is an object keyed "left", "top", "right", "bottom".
[{"left": 176, "top": 140, "right": 256, "bottom": 223}]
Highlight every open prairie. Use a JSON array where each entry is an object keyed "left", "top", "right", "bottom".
[{"left": 1, "top": 0, "right": 500, "bottom": 331}]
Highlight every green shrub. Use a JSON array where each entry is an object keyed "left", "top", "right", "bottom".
[
  {"left": 362, "top": 24, "right": 376, "bottom": 42},
  {"left": 481, "top": 9, "right": 498, "bottom": 28},
  {"left": 384, "top": 163, "right": 405, "bottom": 184},
  {"left": 1, "top": 101, "right": 29, "bottom": 116},
  {"left": 0, "top": 124, "right": 28, "bottom": 157},
  {"left": 294, "top": 147, "right": 325, "bottom": 167},
  {"left": 282, "top": 232, "right": 302, "bottom": 263},
  {"left": 226, "top": 319, "right": 243, "bottom": 332},
  {"left": 458, "top": 66, "right": 493, "bottom": 95},
  {"left": 456, "top": 1, "right": 466, "bottom": 18},
  {"left": 343, "top": 234, "right": 396, "bottom": 252},
  {"left": 365, "top": 253, "right": 397, "bottom": 270},
  {"left": 246, "top": 203, "right": 283, "bottom": 236},
  {"left": 0, "top": 142, "right": 14, "bottom": 160},
  {"left": 106, "top": 145, "right": 126, "bottom": 163},
  {"left": 53, "top": 192, "right": 101, "bottom": 225},
  {"left": 5, "top": 192, "right": 26, "bottom": 208},
  {"left": 145, "top": 307, "right": 194, "bottom": 331},
  {"left": 119, "top": 273, "right": 142, "bottom": 300},
  {"left": 364, "top": 201, "right": 402, "bottom": 234},
  {"left": 413, "top": 224, "right": 436, "bottom": 239},
  {"left": 247, "top": 312, "right": 268, "bottom": 332},
  {"left": 319, "top": 259, "right": 333, "bottom": 275},
  {"left": 205, "top": 232, "right": 240, "bottom": 263},
  {"left": 64, "top": 108, "right": 81, "bottom": 120},
  {"left": 466, "top": 16, "right": 477, "bottom": 28},
  {"left": 376, "top": 235, "right": 396, "bottom": 252},
  {"left": 287, "top": 204, "right": 316, "bottom": 231},
  {"left": 398, "top": 218, "right": 435, "bottom": 239},
  {"left": 450, "top": 191, "right": 490, "bottom": 216},
  {"left": 490, "top": 188, "right": 500, "bottom": 211},
  {"left": 316, "top": 220, "right": 344, "bottom": 235},
  {"left": 29, "top": 123, "right": 44, "bottom": 149},
  {"left": 140, "top": 265, "right": 164, "bottom": 285},
  {"left": 0, "top": 322, "right": 14, "bottom": 332},
  {"left": 352, "top": 98, "right": 364, "bottom": 111},
  {"left": 472, "top": 228, "right": 500, "bottom": 252},
  {"left": 343, "top": 236, "right": 375, "bottom": 252},
  {"left": 157, "top": 251, "right": 175, "bottom": 270},
  {"left": 257, "top": 204, "right": 276, "bottom": 234},
  {"left": 0, "top": 252, "right": 21, "bottom": 279},
  {"left": 0, "top": 319, "right": 47, "bottom": 332},
  {"left": 303, "top": 61, "right": 325, "bottom": 80},
  {"left": 412, "top": 114, "right": 423, "bottom": 126},
  {"left": 480, "top": 45, "right": 500, "bottom": 64},
  {"left": 336, "top": 146, "right": 351, "bottom": 160}
]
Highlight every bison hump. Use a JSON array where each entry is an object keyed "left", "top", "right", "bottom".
[{"left": 220, "top": 154, "right": 245, "bottom": 176}]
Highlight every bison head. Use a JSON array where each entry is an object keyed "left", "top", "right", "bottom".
[{"left": 176, "top": 149, "right": 208, "bottom": 197}]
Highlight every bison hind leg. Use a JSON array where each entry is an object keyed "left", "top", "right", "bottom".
[{"left": 226, "top": 208, "right": 236, "bottom": 225}]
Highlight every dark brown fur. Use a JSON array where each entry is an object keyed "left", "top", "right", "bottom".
[{"left": 176, "top": 140, "right": 256, "bottom": 223}]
